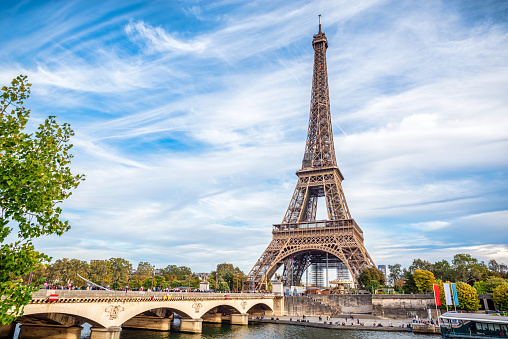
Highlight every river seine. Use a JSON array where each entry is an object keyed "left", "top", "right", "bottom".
[{"left": 84, "top": 323, "right": 440, "bottom": 339}]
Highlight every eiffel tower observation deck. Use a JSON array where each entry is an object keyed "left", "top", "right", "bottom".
[{"left": 247, "top": 17, "right": 375, "bottom": 291}]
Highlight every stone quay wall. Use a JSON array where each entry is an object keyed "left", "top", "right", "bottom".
[
  {"left": 314, "top": 294, "right": 373, "bottom": 314},
  {"left": 284, "top": 294, "right": 436, "bottom": 319},
  {"left": 284, "top": 296, "right": 337, "bottom": 316},
  {"left": 372, "top": 294, "right": 436, "bottom": 319}
]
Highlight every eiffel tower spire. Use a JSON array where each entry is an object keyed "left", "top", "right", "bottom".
[
  {"left": 302, "top": 14, "right": 336, "bottom": 170},
  {"left": 247, "top": 18, "right": 375, "bottom": 291}
]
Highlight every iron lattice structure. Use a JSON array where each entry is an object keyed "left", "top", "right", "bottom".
[{"left": 247, "top": 21, "right": 375, "bottom": 291}]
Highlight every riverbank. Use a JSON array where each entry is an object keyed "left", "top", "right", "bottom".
[{"left": 249, "top": 315, "right": 440, "bottom": 334}]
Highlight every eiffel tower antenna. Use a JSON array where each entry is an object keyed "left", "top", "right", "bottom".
[{"left": 247, "top": 19, "right": 375, "bottom": 291}]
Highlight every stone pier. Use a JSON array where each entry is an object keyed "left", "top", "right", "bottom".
[
  {"left": 90, "top": 327, "right": 122, "bottom": 339},
  {"left": 179, "top": 319, "right": 202, "bottom": 333},
  {"left": 18, "top": 325, "right": 81, "bottom": 339},
  {"left": 230, "top": 314, "right": 248, "bottom": 325},
  {"left": 202, "top": 313, "right": 222, "bottom": 323},
  {"left": 122, "top": 316, "right": 171, "bottom": 331}
]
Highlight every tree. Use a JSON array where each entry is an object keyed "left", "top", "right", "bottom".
[
  {"left": 47, "top": 258, "right": 88, "bottom": 287},
  {"left": 214, "top": 263, "right": 244, "bottom": 291},
  {"left": 452, "top": 254, "right": 487, "bottom": 283},
  {"left": 473, "top": 281, "right": 489, "bottom": 294},
  {"left": 161, "top": 265, "right": 191, "bottom": 280},
  {"left": 387, "top": 264, "right": 402, "bottom": 286},
  {"left": 493, "top": 283, "right": 508, "bottom": 311},
  {"left": 409, "top": 259, "right": 433, "bottom": 273},
  {"left": 88, "top": 260, "right": 108, "bottom": 286},
  {"left": 413, "top": 269, "right": 436, "bottom": 293},
  {"left": 485, "top": 276, "right": 507, "bottom": 293},
  {"left": 432, "top": 260, "right": 454, "bottom": 282},
  {"left": 128, "top": 275, "right": 142, "bottom": 289},
  {"left": 108, "top": 258, "right": 131, "bottom": 289},
  {"left": 366, "top": 279, "right": 381, "bottom": 294},
  {"left": 135, "top": 262, "right": 153, "bottom": 279},
  {"left": 0, "top": 76, "right": 84, "bottom": 324},
  {"left": 402, "top": 269, "right": 418, "bottom": 294},
  {"left": 456, "top": 281, "right": 480, "bottom": 311},
  {"left": 489, "top": 259, "right": 500, "bottom": 273},
  {"left": 358, "top": 268, "right": 385, "bottom": 287}
]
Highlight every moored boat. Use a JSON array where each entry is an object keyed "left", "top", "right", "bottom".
[{"left": 440, "top": 312, "right": 508, "bottom": 338}]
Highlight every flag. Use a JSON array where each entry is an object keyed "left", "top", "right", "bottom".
[
  {"left": 433, "top": 284, "right": 441, "bottom": 306},
  {"left": 443, "top": 283, "right": 452, "bottom": 305},
  {"left": 451, "top": 283, "right": 459, "bottom": 306}
]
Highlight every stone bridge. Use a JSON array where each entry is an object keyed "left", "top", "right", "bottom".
[{"left": 1, "top": 290, "right": 283, "bottom": 339}]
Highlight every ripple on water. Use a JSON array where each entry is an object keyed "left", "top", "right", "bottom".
[
  {"left": 117, "top": 323, "right": 440, "bottom": 339},
  {"left": 13, "top": 322, "right": 438, "bottom": 339}
]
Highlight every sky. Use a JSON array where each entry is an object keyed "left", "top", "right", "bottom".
[{"left": 1, "top": 0, "right": 507, "bottom": 274}]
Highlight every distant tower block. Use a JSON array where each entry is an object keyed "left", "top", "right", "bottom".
[{"left": 247, "top": 18, "right": 375, "bottom": 290}]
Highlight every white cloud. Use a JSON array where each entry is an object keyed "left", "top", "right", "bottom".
[{"left": 1, "top": 0, "right": 507, "bottom": 273}]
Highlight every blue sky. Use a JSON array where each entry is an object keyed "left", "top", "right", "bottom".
[{"left": 1, "top": 0, "right": 507, "bottom": 273}]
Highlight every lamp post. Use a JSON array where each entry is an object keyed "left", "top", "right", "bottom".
[
  {"left": 101, "top": 260, "right": 107, "bottom": 287},
  {"left": 151, "top": 265, "right": 155, "bottom": 291}
]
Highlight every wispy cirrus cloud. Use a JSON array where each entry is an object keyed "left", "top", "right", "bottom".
[{"left": 1, "top": 0, "right": 507, "bottom": 272}]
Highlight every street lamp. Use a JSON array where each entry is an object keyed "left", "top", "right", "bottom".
[{"left": 151, "top": 265, "right": 155, "bottom": 291}]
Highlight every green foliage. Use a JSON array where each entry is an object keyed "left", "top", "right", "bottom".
[
  {"left": 212, "top": 263, "right": 245, "bottom": 291},
  {"left": 485, "top": 276, "right": 507, "bottom": 292},
  {"left": 413, "top": 269, "right": 436, "bottom": 293},
  {"left": 136, "top": 262, "right": 153, "bottom": 279},
  {"left": 473, "top": 281, "right": 489, "bottom": 294},
  {"left": 358, "top": 268, "right": 385, "bottom": 287},
  {"left": 387, "top": 263, "right": 402, "bottom": 286},
  {"left": 456, "top": 281, "right": 480, "bottom": 311},
  {"left": 107, "top": 257, "right": 131, "bottom": 287},
  {"left": 128, "top": 275, "right": 142, "bottom": 289},
  {"left": 488, "top": 259, "right": 507, "bottom": 278},
  {"left": 47, "top": 258, "right": 88, "bottom": 287},
  {"left": 409, "top": 259, "right": 433, "bottom": 272},
  {"left": 493, "top": 283, "right": 508, "bottom": 311},
  {"left": 452, "top": 254, "right": 487, "bottom": 284},
  {"left": 161, "top": 265, "right": 191, "bottom": 280},
  {"left": 432, "top": 260, "right": 454, "bottom": 282},
  {"left": 0, "top": 76, "right": 84, "bottom": 324},
  {"left": 402, "top": 269, "right": 418, "bottom": 294},
  {"left": 366, "top": 279, "right": 381, "bottom": 294},
  {"left": 0, "top": 242, "right": 47, "bottom": 324}
]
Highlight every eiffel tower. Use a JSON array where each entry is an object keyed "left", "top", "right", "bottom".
[{"left": 247, "top": 17, "right": 375, "bottom": 290}]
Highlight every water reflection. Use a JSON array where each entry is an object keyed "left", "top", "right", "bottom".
[
  {"left": 14, "top": 322, "right": 438, "bottom": 339},
  {"left": 118, "top": 323, "right": 439, "bottom": 339}
]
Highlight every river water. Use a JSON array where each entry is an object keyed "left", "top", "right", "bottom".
[
  {"left": 13, "top": 321, "right": 440, "bottom": 338},
  {"left": 86, "top": 322, "right": 440, "bottom": 339}
]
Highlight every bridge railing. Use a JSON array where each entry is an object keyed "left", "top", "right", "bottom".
[{"left": 31, "top": 289, "right": 276, "bottom": 301}]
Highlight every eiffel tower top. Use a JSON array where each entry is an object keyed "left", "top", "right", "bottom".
[{"left": 301, "top": 15, "right": 337, "bottom": 172}]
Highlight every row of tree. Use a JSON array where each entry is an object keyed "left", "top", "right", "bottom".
[
  {"left": 24, "top": 258, "right": 247, "bottom": 292},
  {"left": 387, "top": 254, "right": 507, "bottom": 287},
  {"left": 358, "top": 254, "right": 508, "bottom": 311}
]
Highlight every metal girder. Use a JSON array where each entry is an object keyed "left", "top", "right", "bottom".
[{"left": 247, "top": 22, "right": 375, "bottom": 291}]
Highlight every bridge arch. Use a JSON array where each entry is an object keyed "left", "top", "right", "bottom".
[
  {"left": 264, "top": 244, "right": 357, "bottom": 284},
  {"left": 246, "top": 302, "right": 273, "bottom": 316},
  {"left": 200, "top": 304, "right": 242, "bottom": 317},
  {"left": 20, "top": 309, "right": 105, "bottom": 328}
]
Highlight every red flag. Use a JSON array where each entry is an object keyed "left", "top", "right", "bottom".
[{"left": 433, "top": 284, "right": 441, "bottom": 306}]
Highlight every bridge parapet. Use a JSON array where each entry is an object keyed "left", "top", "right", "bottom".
[{"left": 30, "top": 290, "right": 276, "bottom": 304}]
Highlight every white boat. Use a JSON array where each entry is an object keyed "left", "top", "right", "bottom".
[{"left": 440, "top": 312, "right": 508, "bottom": 338}]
